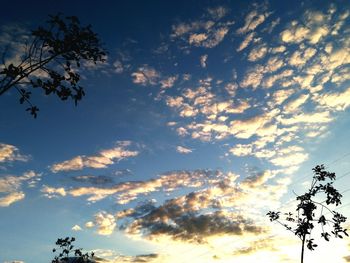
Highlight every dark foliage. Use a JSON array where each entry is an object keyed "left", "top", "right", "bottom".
[
  {"left": 52, "top": 237, "right": 94, "bottom": 263},
  {"left": 0, "top": 14, "right": 106, "bottom": 117},
  {"left": 267, "top": 165, "right": 348, "bottom": 263}
]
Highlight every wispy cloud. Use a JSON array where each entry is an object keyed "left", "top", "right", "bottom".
[
  {"left": 0, "top": 170, "right": 41, "bottom": 207},
  {"left": 0, "top": 143, "right": 29, "bottom": 163},
  {"left": 176, "top": 146, "right": 193, "bottom": 154},
  {"left": 68, "top": 169, "right": 220, "bottom": 204},
  {"left": 50, "top": 141, "right": 139, "bottom": 173},
  {"left": 200, "top": 54, "right": 208, "bottom": 68}
]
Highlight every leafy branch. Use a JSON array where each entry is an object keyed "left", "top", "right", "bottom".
[
  {"left": 52, "top": 237, "right": 94, "bottom": 263},
  {"left": 0, "top": 14, "right": 106, "bottom": 118}
]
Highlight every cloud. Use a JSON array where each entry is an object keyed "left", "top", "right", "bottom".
[
  {"left": 283, "top": 93, "right": 310, "bottom": 113},
  {"left": 120, "top": 198, "right": 264, "bottom": 242},
  {"left": 207, "top": 6, "right": 229, "bottom": 20},
  {"left": 113, "top": 60, "right": 124, "bottom": 74},
  {"left": 0, "top": 24, "right": 31, "bottom": 68},
  {"left": 200, "top": 54, "right": 208, "bottom": 68},
  {"left": 97, "top": 252, "right": 159, "bottom": 263},
  {"left": 268, "top": 89, "right": 295, "bottom": 106},
  {"left": 248, "top": 45, "right": 268, "bottom": 61},
  {"left": 237, "top": 32, "right": 255, "bottom": 51},
  {"left": 236, "top": 5, "right": 271, "bottom": 34},
  {"left": 72, "top": 224, "right": 82, "bottom": 231},
  {"left": 189, "top": 33, "right": 208, "bottom": 45},
  {"left": 160, "top": 76, "right": 177, "bottom": 89},
  {"left": 72, "top": 175, "right": 114, "bottom": 185},
  {"left": 0, "top": 170, "right": 40, "bottom": 207},
  {"left": 69, "top": 170, "right": 221, "bottom": 204},
  {"left": 229, "top": 109, "right": 278, "bottom": 139},
  {"left": 280, "top": 22, "right": 310, "bottom": 43},
  {"left": 131, "top": 65, "right": 160, "bottom": 86},
  {"left": 0, "top": 143, "right": 29, "bottom": 163},
  {"left": 165, "top": 81, "right": 252, "bottom": 141},
  {"left": 115, "top": 169, "right": 292, "bottom": 243},
  {"left": 263, "top": 18, "right": 281, "bottom": 34},
  {"left": 289, "top": 47, "right": 317, "bottom": 67},
  {"left": 94, "top": 211, "right": 116, "bottom": 236},
  {"left": 50, "top": 141, "right": 139, "bottom": 172},
  {"left": 0, "top": 192, "right": 25, "bottom": 207},
  {"left": 229, "top": 144, "right": 253, "bottom": 156},
  {"left": 278, "top": 111, "right": 332, "bottom": 126},
  {"left": 202, "top": 27, "right": 229, "bottom": 48},
  {"left": 280, "top": 10, "right": 332, "bottom": 44},
  {"left": 41, "top": 185, "right": 67, "bottom": 198},
  {"left": 85, "top": 221, "right": 95, "bottom": 228},
  {"left": 318, "top": 87, "right": 350, "bottom": 111},
  {"left": 269, "top": 146, "right": 309, "bottom": 167},
  {"left": 170, "top": 8, "right": 232, "bottom": 50},
  {"left": 240, "top": 65, "right": 265, "bottom": 89},
  {"left": 176, "top": 146, "right": 192, "bottom": 154}
]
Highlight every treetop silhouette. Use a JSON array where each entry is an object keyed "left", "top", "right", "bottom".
[
  {"left": 0, "top": 14, "right": 107, "bottom": 118},
  {"left": 52, "top": 237, "right": 95, "bottom": 263},
  {"left": 267, "top": 164, "right": 348, "bottom": 263}
]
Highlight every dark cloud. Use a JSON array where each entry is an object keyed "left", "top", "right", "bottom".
[
  {"left": 72, "top": 175, "right": 114, "bottom": 185},
  {"left": 119, "top": 192, "right": 263, "bottom": 243}
]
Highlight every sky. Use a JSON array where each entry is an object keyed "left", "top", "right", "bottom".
[{"left": 1, "top": 0, "right": 350, "bottom": 262}]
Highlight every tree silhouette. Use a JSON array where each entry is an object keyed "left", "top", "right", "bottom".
[
  {"left": 0, "top": 14, "right": 106, "bottom": 118},
  {"left": 52, "top": 237, "right": 94, "bottom": 263},
  {"left": 267, "top": 165, "right": 348, "bottom": 263}
]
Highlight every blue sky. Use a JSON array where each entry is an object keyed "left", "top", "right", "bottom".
[{"left": 1, "top": 0, "right": 350, "bottom": 262}]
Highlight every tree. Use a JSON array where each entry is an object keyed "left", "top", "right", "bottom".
[
  {"left": 0, "top": 14, "right": 106, "bottom": 118},
  {"left": 267, "top": 165, "right": 348, "bottom": 263},
  {"left": 52, "top": 237, "right": 95, "bottom": 263}
]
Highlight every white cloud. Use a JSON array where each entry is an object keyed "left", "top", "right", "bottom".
[
  {"left": 270, "top": 152, "right": 308, "bottom": 167},
  {"left": 41, "top": 185, "right": 66, "bottom": 198},
  {"left": 85, "top": 221, "right": 95, "bottom": 228},
  {"left": 72, "top": 224, "right": 82, "bottom": 231},
  {"left": 229, "top": 144, "right": 253, "bottom": 156},
  {"left": 176, "top": 146, "right": 193, "bottom": 154}
]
